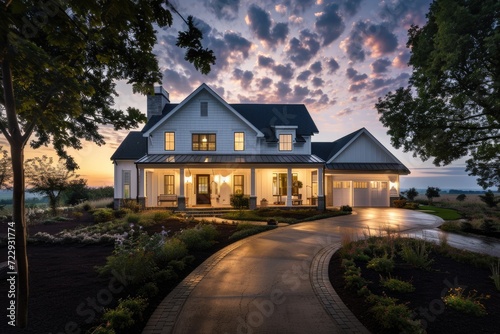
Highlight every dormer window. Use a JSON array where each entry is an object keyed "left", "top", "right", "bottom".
[
  {"left": 279, "top": 134, "right": 292, "bottom": 151},
  {"left": 200, "top": 101, "right": 208, "bottom": 116}
]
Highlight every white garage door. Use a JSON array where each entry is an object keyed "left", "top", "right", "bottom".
[
  {"left": 353, "top": 181, "right": 369, "bottom": 206},
  {"left": 333, "top": 181, "right": 351, "bottom": 206},
  {"left": 333, "top": 180, "right": 390, "bottom": 207}
]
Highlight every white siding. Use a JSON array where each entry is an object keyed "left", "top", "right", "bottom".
[
  {"left": 148, "top": 91, "right": 259, "bottom": 154},
  {"left": 114, "top": 161, "right": 137, "bottom": 199},
  {"left": 335, "top": 133, "right": 395, "bottom": 163}
]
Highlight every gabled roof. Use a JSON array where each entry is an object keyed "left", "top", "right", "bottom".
[
  {"left": 311, "top": 128, "right": 410, "bottom": 175},
  {"left": 311, "top": 128, "right": 363, "bottom": 161},
  {"left": 142, "top": 83, "right": 264, "bottom": 137},
  {"left": 110, "top": 132, "right": 147, "bottom": 160}
]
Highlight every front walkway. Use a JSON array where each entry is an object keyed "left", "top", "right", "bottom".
[{"left": 142, "top": 208, "right": 498, "bottom": 334}]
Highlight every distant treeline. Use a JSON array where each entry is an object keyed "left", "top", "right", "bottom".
[
  {"left": 0, "top": 186, "right": 114, "bottom": 205},
  {"left": 447, "top": 189, "right": 489, "bottom": 194}
]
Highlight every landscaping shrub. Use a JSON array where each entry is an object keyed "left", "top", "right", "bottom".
[
  {"left": 367, "top": 254, "right": 394, "bottom": 273},
  {"left": 177, "top": 224, "right": 219, "bottom": 250},
  {"left": 368, "top": 294, "right": 420, "bottom": 331},
  {"left": 102, "top": 297, "right": 147, "bottom": 332},
  {"left": 114, "top": 208, "right": 131, "bottom": 219},
  {"left": 139, "top": 210, "right": 173, "bottom": 226},
  {"left": 121, "top": 199, "right": 142, "bottom": 212},
  {"left": 456, "top": 194, "right": 467, "bottom": 201},
  {"left": 490, "top": 260, "right": 500, "bottom": 291},
  {"left": 404, "top": 202, "right": 420, "bottom": 209},
  {"left": 93, "top": 208, "right": 115, "bottom": 223},
  {"left": 340, "top": 205, "right": 352, "bottom": 212},
  {"left": 392, "top": 199, "right": 407, "bottom": 208},
  {"left": 399, "top": 239, "right": 433, "bottom": 269},
  {"left": 230, "top": 193, "right": 250, "bottom": 209},
  {"left": 480, "top": 219, "right": 496, "bottom": 234},
  {"left": 442, "top": 287, "right": 489, "bottom": 316},
  {"left": 379, "top": 276, "right": 415, "bottom": 293},
  {"left": 126, "top": 213, "right": 141, "bottom": 225},
  {"left": 229, "top": 225, "right": 276, "bottom": 241},
  {"left": 137, "top": 282, "right": 159, "bottom": 299}
]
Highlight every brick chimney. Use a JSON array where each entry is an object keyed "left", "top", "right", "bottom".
[{"left": 147, "top": 86, "right": 170, "bottom": 120}]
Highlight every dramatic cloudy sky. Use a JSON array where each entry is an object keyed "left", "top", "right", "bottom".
[{"left": 20, "top": 0, "right": 483, "bottom": 190}]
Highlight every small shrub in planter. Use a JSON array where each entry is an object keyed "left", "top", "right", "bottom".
[
  {"left": 379, "top": 276, "right": 415, "bottom": 293},
  {"left": 340, "top": 205, "right": 352, "bottom": 212},
  {"left": 267, "top": 218, "right": 277, "bottom": 226}
]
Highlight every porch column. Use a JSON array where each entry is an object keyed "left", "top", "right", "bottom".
[
  {"left": 286, "top": 167, "right": 292, "bottom": 206},
  {"left": 317, "top": 167, "right": 325, "bottom": 211},
  {"left": 249, "top": 168, "right": 257, "bottom": 209},
  {"left": 178, "top": 167, "right": 186, "bottom": 210},
  {"left": 137, "top": 166, "right": 146, "bottom": 208}
]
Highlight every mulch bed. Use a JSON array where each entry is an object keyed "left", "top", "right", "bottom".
[
  {"left": 329, "top": 249, "right": 500, "bottom": 333},
  {"left": 0, "top": 216, "right": 239, "bottom": 334}
]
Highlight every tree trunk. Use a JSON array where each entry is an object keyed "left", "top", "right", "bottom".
[{"left": 11, "top": 141, "right": 28, "bottom": 328}]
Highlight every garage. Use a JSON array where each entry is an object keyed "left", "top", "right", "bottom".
[{"left": 332, "top": 180, "right": 390, "bottom": 207}]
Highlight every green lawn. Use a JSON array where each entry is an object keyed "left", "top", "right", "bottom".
[{"left": 418, "top": 205, "right": 462, "bottom": 220}]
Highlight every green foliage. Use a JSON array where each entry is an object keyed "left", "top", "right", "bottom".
[
  {"left": 126, "top": 213, "right": 141, "bottom": 225},
  {"left": 138, "top": 210, "right": 173, "bottom": 226},
  {"left": 456, "top": 194, "right": 467, "bottom": 202},
  {"left": 367, "top": 255, "right": 394, "bottom": 273},
  {"left": 404, "top": 202, "right": 420, "bottom": 210},
  {"left": 404, "top": 187, "right": 419, "bottom": 201},
  {"left": 490, "top": 260, "right": 500, "bottom": 291},
  {"left": 376, "top": 0, "right": 500, "bottom": 189},
  {"left": 425, "top": 187, "right": 441, "bottom": 204},
  {"left": 102, "top": 297, "right": 147, "bottom": 331},
  {"left": 479, "top": 190, "right": 500, "bottom": 208},
  {"left": 340, "top": 205, "right": 352, "bottom": 212},
  {"left": 399, "top": 240, "right": 433, "bottom": 269},
  {"left": 229, "top": 225, "right": 276, "bottom": 241},
  {"left": 137, "top": 282, "right": 159, "bottom": 299},
  {"left": 161, "top": 238, "right": 189, "bottom": 263},
  {"left": 393, "top": 199, "right": 407, "bottom": 208},
  {"left": 368, "top": 295, "right": 421, "bottom": 332},
  {"left": 379, "top": 276, "right": 415, "bottom": 293},
  {"left": 177, "top": 224, "right": 219, "bottom": 250},
  {"left": 121, "top": 199, "right": 142, "bottom": 213},
  {"left": 230, "top": 194, "right": 250, "bottom": 209},
  {"left": 419, "top": 205, "right": 462, "bottom": 220},
  {"left": 93, "top": 208, "right": 115, "bottom": 223},
  {"left": 442, "top": 287, "right": 489, "bottom": 316}
]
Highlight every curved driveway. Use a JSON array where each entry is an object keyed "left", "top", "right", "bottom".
[{"left": 141, "top": 208, "right": 461, "bottom": 334}]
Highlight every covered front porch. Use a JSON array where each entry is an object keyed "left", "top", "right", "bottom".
[{"left": 135, "top": 154, "right": 325, "bottom": 210}]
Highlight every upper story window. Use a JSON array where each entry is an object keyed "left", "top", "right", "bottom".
[
  {"left": 279, "top": 134, "right": 292, "bottom": 151},
  {"left": 192, "top": 133, "right": 216, "bottom": 151},
  {"left": 234, "top": 132, "right": 244, "bottom": 151},
  {"left": 164, "top": 132, "right": 175, "bottom": 151},
  {"left": 200, "top": 101, "right": 208, "bottom": 116}
]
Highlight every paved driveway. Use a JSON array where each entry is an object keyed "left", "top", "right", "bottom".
[{"left": 142, "top": 208, "right": 485, "bottom": 334}]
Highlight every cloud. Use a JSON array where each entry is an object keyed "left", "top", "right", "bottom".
[
  {"left": 337, "top": 108, "right": 354, "bottom": 117},
  {"left": 346, "top": 68, "right": 368, "bottom": 82},
  {"left": 258, "top": 54, "right": 275, "bottom": 67},
  {"left": 293, "top": 84, "right": 310, "bottom": 101},
  {"left": 392, "top": 50, "right": 411, "bottom": 68},
  {"left": 279, "top": 0, "right": 316, "bottom": 15},
  {"left": 257, "top": 77, "right": 273, "bottom": 90},
  {"left": 371, "top": 58, "right": 392, "bottom": 74},
  {"left": 233, "top": 68, "right": 254, "bottom": 89},
  {"left": 246, "top": 4, "right": 289, "bottom": 47},
  {"left": 161, "top": 69, "right": 194, "bottom": 96},
  {"left": 312, "top": 77, "right": 324, "bottom": 87},
  {"left": 339, "top": 0, "right": 364, "bottom": 17},
  {"left": 326, "top": 58, "right": 340, "bottom": 73},
  {"left": 289, "top": 15, "right": 304, "bottom": 25},
  {"left": 348, "top": 82, "right": 367, "bottom": 92},
  {"left": 341, "top": 20, "right": 398, "bottom": 62},
  {"left": 276, "top": 82, "right": 292, "bottom": 98},
  {"left": 272, "top": 63, "right": 295, "bottom": 81},
  {"left": 203, "top": 0, "right": 240, "bottom": 21},
  {"left": 379, "top": 0, "right": 432, "bottom": 28},
  {"left": 366, "top": 72, "right": 410, "bottom": 91},
  {"left": 285, "top": 29, "right": 321, "bottom": 67},
  {"left": 315, "top": 3, "right": 345, "bottom": 46},
  {"left": 309, "top": 61, "right": 322, "bottom": 74},
  {"left": 224, "top": 32, "right": 252, "bottom": 58},
  {"left": 297, "top": 70, "right": 312, "bottom": 81}
]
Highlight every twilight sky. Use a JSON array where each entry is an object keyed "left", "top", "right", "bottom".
[{"left": 18, "top": 0, "right": 484, "bottom": 190}]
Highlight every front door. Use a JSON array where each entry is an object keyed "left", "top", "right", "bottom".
[{"left": 196, "top": 175, "right": 211, "bottom": 205}]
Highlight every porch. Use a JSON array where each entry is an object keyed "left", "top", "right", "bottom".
[{"left": 133, "top": 154, "right": 326, "bottom": 210}]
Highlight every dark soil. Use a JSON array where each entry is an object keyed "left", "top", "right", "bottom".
[
  {"left": 329, "top": 248, "right": 500, "bottom": 333},
  {"left": 0, "top": 215, "right": 239, "bottom": 334}
]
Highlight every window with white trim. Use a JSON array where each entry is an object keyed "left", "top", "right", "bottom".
[
  {"left": 234, "top": 132, "right": 244, "bottom": 151},
  {"left": 164, "top": 175, "right": 175, "bottom": 195},
  {"left": 164, "top": 132, "right": 175, "bottom": 151},
  {"left": 192, "top": 133, "right": 216, "bottom": 151},
  {"left": 200, "top": 101, "right": 208, "bottom": 116},
  {"left": 122, "top": 170, "right": 131, "bottom": 199},
  {"left": 279, "top": 134, "right": 292, "bottom": 151}
]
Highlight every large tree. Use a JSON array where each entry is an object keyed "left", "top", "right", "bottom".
[
  {"left": 0, "top": 0, "right": 215, "bottom": 327},
  {"left": 25, "top": 156, "right": 78, "bottom": 214},
  {"left": 376, "top": 0, "right": 500, "bottom": 189}
]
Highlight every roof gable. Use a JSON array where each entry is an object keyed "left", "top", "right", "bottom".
[{"left": 142, "top": 83, "right": 263, "bottom": 137}]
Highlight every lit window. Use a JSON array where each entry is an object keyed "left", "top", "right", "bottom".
[
  {"left": 354, "top": 182, "right": 368, "bottom": 189},
  {"left": 200, "top": 101, "right": 208, "bottom": 116},
  {"left": 370, "top": 181, "right": 379, "bottom": 189},
  {"left": 192, "top": 133, "right": 216, "bottom": 151},
  {"left": 164, "top": 175, "right": 175, "bottom": 195},
  {"left": 381, "top": 182, "right": 388, "bottom": 189},
  {"left": 334, "top": 182, "right": 349, "bottom": 189},
  {"left": 234, "top": 132, "right": 245, "bottom": 151},
  {"left": 164, "top": 132, "right": 175, "bottom": 151},
  {"left": 122, "top": 170, "right": 131, "bottom": 199},
  {"left": 234, "top": 175, "right": 244, "bottom": 194},
  {"left": 279, "top": 134, "right": 292, "bottom": 151}
]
